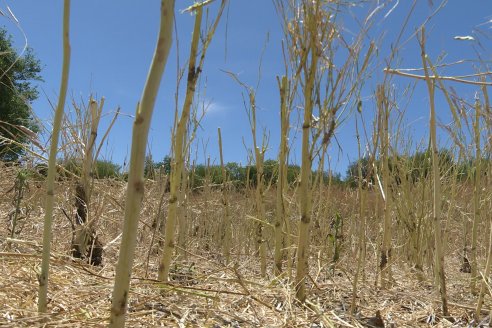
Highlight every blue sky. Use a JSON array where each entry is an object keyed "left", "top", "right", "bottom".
[{"left": 2, "top": 1, "right": 491, "bottom": 175}]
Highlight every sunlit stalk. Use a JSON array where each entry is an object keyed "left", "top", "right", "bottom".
[
  {"left": 110, "top": 2, "right": 174, "bottom": 326},
  {"left": 38, "top": 0, "right": 71, "bottom": 313},
  {"left": 419, "top": 27, "right": 448, "bottom": 316},
  {"left": 218, "top": 127, "right": 232, "bottom": 263},
  {"left": 274, "top": 76, "right": 289, "bottom": 276}
]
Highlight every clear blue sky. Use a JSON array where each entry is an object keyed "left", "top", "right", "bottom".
[{"left": 2, "top": 1, "right": 491, "bottom": 176}]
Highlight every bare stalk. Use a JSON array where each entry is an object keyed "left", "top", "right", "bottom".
[
  {"left": 158, "top": 0, "right": 226, "bottom": 281},
  {"left": 109, "top": 1, "right": 174, "bottom": 326},
  {"left": 351, "top": 113, "right": 365, "bottom": 314},
  {"left": 38, "top": 0, "right": 71, "bottom": 313},
  {"left": 295, "top": 3, "right": 319, "bottom": 301},
  {"left": 275, "top": 0, "right": 374, "bottom": 301},
  {"left": 418, "top": 27, "right": 448, "bottom": 316},
  {"left": 218, "top": 127, "right": 232, "bottom": 263},
  {"left": 475, "top": 90, "right": 487, "bottom": 317},
  {"left": 251, "top": 92, "right": 268, "bottom": 278},
  {"left": 274, "top": 75, "right": 290, "bottom": 276},
  {"left": 72, "top": 97, "right": 104, "bottom": 265},
  {"left": 470, "top": 97, "right": 483, "bottom": 295},
  {"left": 378, "top": 84, "right": 393, "bottom": 288}
]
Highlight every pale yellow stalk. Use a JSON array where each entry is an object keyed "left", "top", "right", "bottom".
[
  {"left": 158, "top": 0, "right": 226, "bottom": 281},
  {"left": 419, "top": 27, "right": 448, "bottom": 316},
  {"left": 295, "top": 5, "right": 318, "bottom": 301},
  {"left": 274, "top": 76, "right": 289, "bottom": 276},
  {"left": 158, "top": 6, "right": 202, "bottom": 282},
  {"left": 470, "top": 97, "right": 482, "bottom": 295},
  {"left": 110, "top": 2, "right": 174, "bottom": 326},
  {"left": 38, "top": 0, "right": 71, "bottom": 313},
  {"left": 378, "top": 84, "right": 393, "bottom": 288},
  {"left": 218, "top": 127, "right": 232, "bottom": 263},
  {"left": 475, "top": 90, "right": 487, "bottom": 317}
]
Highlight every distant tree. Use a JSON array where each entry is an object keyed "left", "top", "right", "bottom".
[
  {"left": 245, "top": 164, "right": 258, "bottom": 187},
  {"left": 161, "top": 155, "right": 172, "bottom": 175},
  {"left": 346, "top": 157, "right": 373, "bottom": 188},
  {"left": 286, "top": 164, "right": 301, "bottom": 185},
  {"left": 324, "top": 171, "right": 344, "bottom": 185},
  {"left": 263, "top": 159, "right": 278, "bottom": 184},
  {"left": 0, "top": 28, "right": 42, "bottom": 162},
  {"left": 143, "top": 154, "right": 174, "bottom": 179},
  {"left": 143, "top": 155, "right": 155, "bottom": 179},
  {"left": 225, "top": 162, "right": 244, "bottom": 182},
  {"left": 408, "top": 148, "right": 454, "bottom": 182}
]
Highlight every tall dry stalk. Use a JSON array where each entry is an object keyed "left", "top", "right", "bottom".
[
  {"left": 225, "top": 72, "right": 269, "bottom": 277},
  {"left": 160, "top": 7, "right": 196, "bottom": 273},
  {"left": 470, "top": 97, "right": 482, "bottom": 295},
  {"left": 377, "top": 84, "right": 393, "bottom": 288},
  {"left": 110, "top": 1, "right": 174, "bottom": 326},
  {"left": 274, "top": 0, "right": 374, "bottom": 301},
  {"left": 248, "top": 91, "right": 268, "bottom": 277},
  {"left": 351, "top": 116, "right": 365, "bottom": 314},
  {"left": 218, "top": 127, "right": 232, "bottom": 263},
  {"left": 158, "top": 0, "right": 226, "bottom": 281},
  {"left": 274, "top": 75, "right": 290, "bottom": 276},
  {"left": 418, "top": 27, "right": 448, "bottom": 316},
  {"left": 475, "top": 83, "right": 488, "bottom": 318},
  {"left": 71, "top": 97, "right": 106, "bottom": 266},
  {"left": 38, "top": 0, "right": 71, "bottom": 313},
  {"left": 292, "top": 1, "right": 321, "bottom": 301}
]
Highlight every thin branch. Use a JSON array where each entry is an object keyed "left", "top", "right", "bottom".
[{"left": 384, "top": 68, "right": 492, "bottom": 86}]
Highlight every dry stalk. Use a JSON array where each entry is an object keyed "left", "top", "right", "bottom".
[
  {"left": 218, "top": 127, "right": 232, "bottom": 263},
  {"left": 158, "top": 0, "right": 226, "bottom": 282},
  {"left": 38, "top": 0, "right": 71, "bottom": 313},
  {"left": 418, "top": 27, "right": 448, "bottom": 316},
  {"left": 475, "top": 84, "right": 489, "bottom": 319},
  {"left": 378, "top": 84, "right": 393, "bottom": 288},
  {"left": 274, "top": 75, "right": 290, "bottom": 277},
  {"left": 110, "top": 1, "right": 174, "bottom": 326}
]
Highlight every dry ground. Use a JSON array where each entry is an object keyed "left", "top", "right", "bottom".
[{"left": 0, "top": 164, "right": 490, "bottom": 327}]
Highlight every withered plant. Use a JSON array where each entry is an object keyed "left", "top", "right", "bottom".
[
  {"left": 158, "top": 0, "right": 227, "bottom": 282},
  {"left": 110, "top": 1, "right": 175, "bottom": 326},
  {"left": 275, "top": 0, "right": 374, "bottom": 301}
]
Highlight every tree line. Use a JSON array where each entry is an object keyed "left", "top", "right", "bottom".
[
  {"left": 346, "top": 148, "right": 490, "bottom": 188},
  {"left": 27, "top": 148, "right": 489, "bottom": 190}
]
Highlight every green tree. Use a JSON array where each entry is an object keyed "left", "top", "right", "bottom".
[
  {"left": 286, "top": 164, "right": 300, "bottom": 185},
  {"left": 346, "top": 157, "right": 373, "bottom": 187},
  {"left": 0, "top": 28, "right": 42, "bottom": 161},
  {"left": 263, "top": 159, "right": 278, "bottom": 184}
]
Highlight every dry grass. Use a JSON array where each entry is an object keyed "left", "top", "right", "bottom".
[{"left": 0, "top": 164, "right": 490, "bottom": 327}]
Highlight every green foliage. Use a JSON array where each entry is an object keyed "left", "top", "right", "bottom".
[
  {"left": 455, "top": 157, "right": 491, "bottom": 181},
  {"left": 0, "top": 28, "right": 42, "bottom": 161},
  {"left": 135, "top": 156, "right": 345, "bottom": 191},
  {"left": 143, "top": 155, "right": 156, "bottom": 179},
  {"left": 346, "top": 148, "right": 462, "bottom": 187},
  {"left": 263, "top": 159, "right": 278, "bottom": 184},
  {"left": 191, "top": 164, "right": 220, "bottom": 189},
  {"left": 147, "top": 155, "right": 171, "bottom": 179},
  {"left": 225, "top": 162, "right": 245, "bottom": 182},
  {"left": 329, "top": 212, "right": 343, "bottom": 265},
  {"left": 324, "top": 171, "right": 344, "bottom": 185},
  {"left": 62, "top": 158, "right": 83, "bottom": 177},
  {"left": 41, "top": 158, "right": 121, "bottom": 180},
  {"left": 94, "top": 160, "right": 121, "bottom": 179},
  {"left": 286, "top": 164, "right": 300, "bottom": 184},
  {"left": 9, "top": 168, "right": 29, "bottom": 238},
  {"left": 346, "top": 157, "right": 373, "bottom": 188},
  {"left": 408, "top": 149, "right": 454, "bottom": 182}
]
